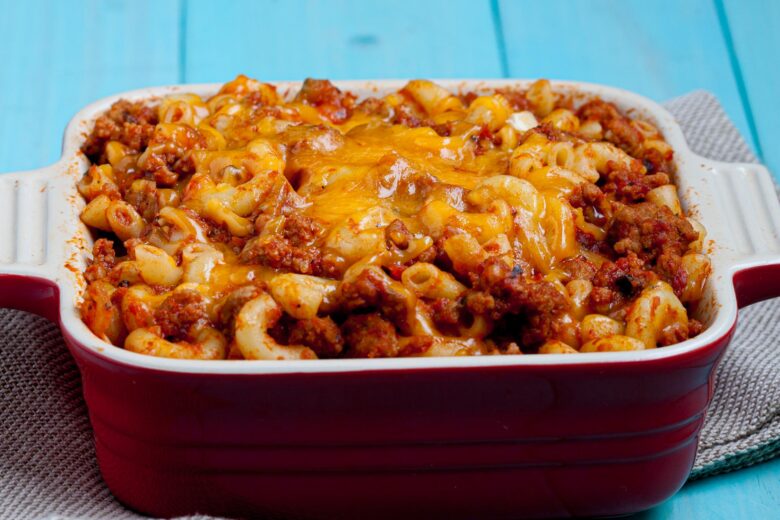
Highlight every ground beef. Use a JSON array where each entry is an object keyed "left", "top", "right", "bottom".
[
  {"left": 498, "top": 280, "right": 567, "bottom": 318},
  {"left": 288, "top": 316, "right": 344, "bottom": 358},
  {"left": 487, "top": 309, "right": 565, "bottom": 350},
  {"left": 569, "top": 182, "right": 609, "bottom": 225},
  {"left": 84, "top": 239, "right": 116, "bottom": 283},
  {"left": 338, "top": 272, "right": 383, "bottom": 311},
  {"left": 463, "top": 290, "right": 497, "bottom": 317},
  {"left": 140, "top": 124, "right": 207, "bottom": 186},
  {"left": 355, "top": 97, "right": 391, "bottom": 118},
  {"left": 578, "top": 99, "right": 621, "bottom": 123},
  {"left": 522, "top": 313, "right": 565, "bottom": 347},
  {"left": 470, "top": 125, "right": 499, "bottom": 156},
  {"left": 494, "top": 88, "right": 531, "bottom": 111},
  {"left": 575, "top": 227, "right": 610, "bottom": 255},
  {"left": 246, "top": 89, "right": 281, "bottom": 109},
  {"left": 337, "top": 268, "right": 410, "bottom": 333},
  {"left": 266, "top": 315, "right": 291, "bottom": 346},
  {"left": 341, "top": 313, "right": 399, "bottom": 358},
  {"left": 608, "top": 201, "right": 698, "bottom": 263},
  {"left": 431, "top": 121, "right": 456, "bottom": 137},
  {"left": 154, "top": 289, "right": 209, "bottom": 340},
  {"left": 395, "top": 169, "right": 437, "bottom": 208},
  {"left": 642, "top": 146, "right": 674, "bottom": 175},
  {"left": 528, "top": 122, "right": 568, "bottom": 143},
  {"left": 602, "top": 162, "right": 670, "bottom": 203},
  {"left": 468, "top": 258, "right": 568, "bottom": 322},
  {"left": 577, "top": 99, "right": 674, "bottom": 171},
  {"left": 590, "top": 253, "right": 657, "bottom": 312},
  {"left": 655, "top": 250, "right": 689, "bottom": 296},
  {"left": 459, "top": 91, "right": 479, "bottom": 107},
  {"left": 604, "top": 116, "right": 644, "bottom": 156},
  {"left": 294, "top": 78, "right": 356, "bottom": 124},
  {"left": 175, "top": 207, "right": 241, "bottom": 250},
  {"left": 688, "top": 319, "right": 704, "bottom": 337},
  {"left": 429, "top": 297, "right": 462, "bottom": 326},
  {"left": 557, "top": 255, "right": 597, "bottom": 282},
  {"left": 81, "top": 100, "right": 158, "bottom": 163},
  {"left": 429, "top": 297, "right": 464, "bottom": 335},
  {"left": 124, "top": 180, "right": 159, "bottom": 221},
  {"left": 147, "top": 164, "right": 176, "bottom": 186},
  {"left": 283, "top": 214, "right": 324, "bottom": 247},
  {"left": 593, "top": 253, "right": 654, "bottom": 293},
  {"left": 658, "top": 322, "right": 689, "bottom": 346},
  {"left": 578, "top": 99, "right": 642, "bottom": 154},
  {"left": 588, "top": 286, "right": 616, "bottom": 313},
  {"left": 239, "top": 235, "right": 322, "bottom": 275}
]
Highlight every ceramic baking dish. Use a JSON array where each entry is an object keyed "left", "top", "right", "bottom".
[{"left": 1, "top": 80, "right": 779, "bottom": 519}]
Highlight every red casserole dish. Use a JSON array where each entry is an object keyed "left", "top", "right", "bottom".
[{"left": 1, "top": 80, "right": 780, "bottom": 519}]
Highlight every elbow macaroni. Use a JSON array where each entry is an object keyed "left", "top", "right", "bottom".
[{"left": 78, "top": 77, "right": 710, "bottom": 360}]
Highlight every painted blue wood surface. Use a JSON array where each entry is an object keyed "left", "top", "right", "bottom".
[
  {"left": 183, "top": 0, "right": 503, "bottom": 81},
  {"left": 0, "top": 1, "right": 777, "bottom": 517},
  {"left": 636, "top": 457, "right": 780, "bottom": 519},
  {"left": 721, "top": 0, "right": 780, "bottom": 180}
]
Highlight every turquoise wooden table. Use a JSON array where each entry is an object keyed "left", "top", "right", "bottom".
[{"left": 1, "top": 0, "right": 778, "bottom": 517}]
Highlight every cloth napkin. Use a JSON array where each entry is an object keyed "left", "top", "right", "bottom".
[{"left": 1, "top": 91, "right": 778, "bottom": 519}]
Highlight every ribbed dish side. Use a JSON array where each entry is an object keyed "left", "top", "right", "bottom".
[
  {"left": 709, "top": 164, "right": 780, "bottom": 256},
  {"left": 0, "top": 175, "right": 49, "bottom": 266}
]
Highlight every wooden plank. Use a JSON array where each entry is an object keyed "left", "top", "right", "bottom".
[
  {"left": 0, "top": 0, "right": 181, "bottom": 172},
  {"left": 183, "top": 0, "right": 503, "bottom": 82},
  {"left": 0, "top": 2, "right": 778, "bottom": 517},
  {"left": 496, "top": 0, "right": 756, "bottom": 153},
  {"left": 634, "top": 458, "right": 780, "bottom": 518},
  {"left": 721, "top": 0, "right": 779, "bottom": 177}
]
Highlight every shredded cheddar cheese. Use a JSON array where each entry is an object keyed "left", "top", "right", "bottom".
[{"left": 77, "top": 76, "right": 710, "bottom": 360}]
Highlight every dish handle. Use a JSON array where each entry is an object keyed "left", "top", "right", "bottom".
[
  {"left": 702, "top": 160, "right": 780, "bottom": 308},
  {"left": 0, "top": 165, "right": 65, "bottom": 322}
]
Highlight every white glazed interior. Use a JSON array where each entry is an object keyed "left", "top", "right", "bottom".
[{"left": 2, "top": 79, "right": 779, "bottom": 374}]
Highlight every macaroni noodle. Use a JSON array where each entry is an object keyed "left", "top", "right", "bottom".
[{"left": 78, "top": 77, "right": 709, "bottom": 359}]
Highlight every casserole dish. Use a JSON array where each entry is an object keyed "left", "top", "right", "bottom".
[{"left": 1, "top": 79, "right": 779, "bottom": 519}]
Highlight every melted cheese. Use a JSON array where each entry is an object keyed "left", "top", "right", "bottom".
[{"left": 168, "top": 90, "right": 587, "bottom": 280}]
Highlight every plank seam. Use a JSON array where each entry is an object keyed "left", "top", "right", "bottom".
[
  {"left": 490, "top": 0, "right": 510, "bottom": 78},
  {"left": 714, "top": 0, "right": 764, "bottom": 159},
  {"left": 179, "top": 0, "right": 188, "bottom": 83}
]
